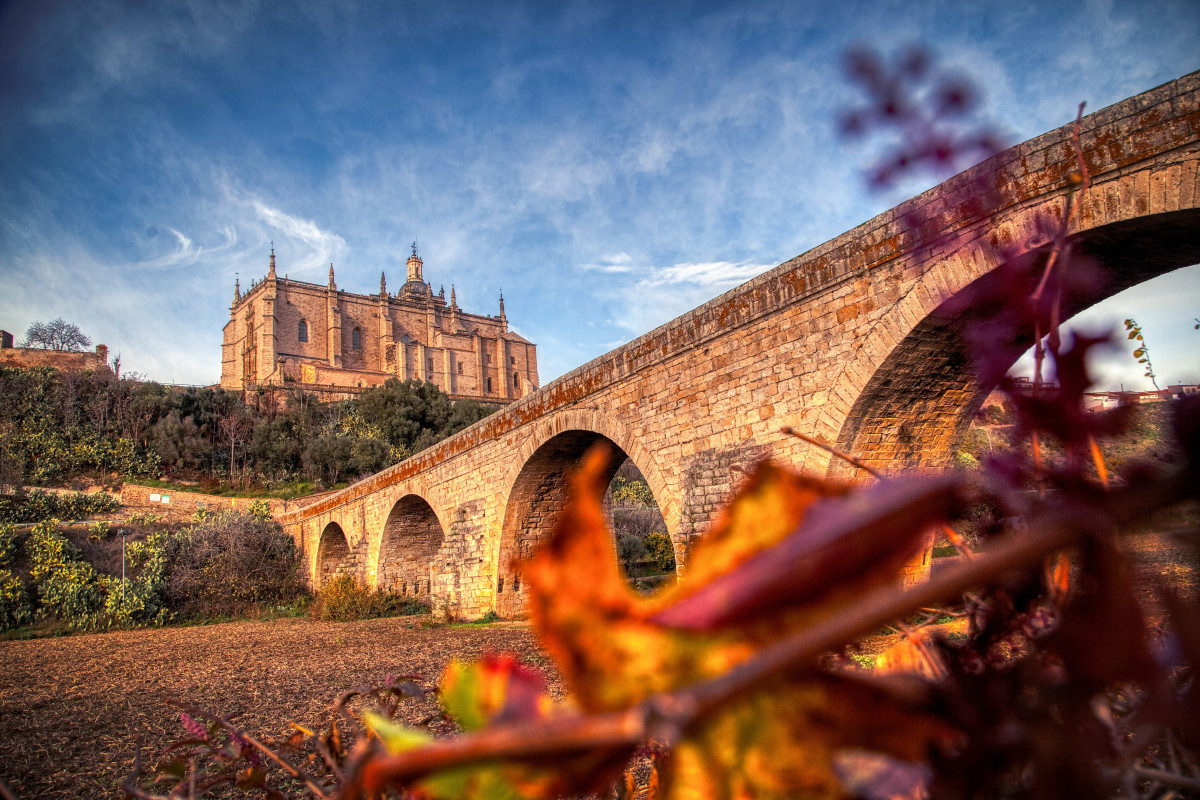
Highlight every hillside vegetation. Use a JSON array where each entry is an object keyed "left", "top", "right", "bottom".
[{"left": 0, "top": 366, "right": 497, "bottom": 494}]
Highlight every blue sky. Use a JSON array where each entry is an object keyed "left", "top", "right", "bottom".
[{"left": 1, "top": 0, "right": 1197, "bottom": 391}]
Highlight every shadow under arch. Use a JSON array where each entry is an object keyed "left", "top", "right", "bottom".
[
  {"left": 494, "top": 430, "right": 669, "bottom": 618},
  {"left": 376, "top": 493, "right": 445, "bottom": 598},
  {"left": 316, "top": 521, "right": 352, "bottom": 587},
  {"left": 828, "top": 209, "right": 1200, "bottom": 479}
]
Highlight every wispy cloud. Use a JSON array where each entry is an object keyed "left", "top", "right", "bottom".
[
  {"left": 643, "top": 260, "right": 773, "bottom": 288},
  {"left": 252, "top": 201, "right": 346, "bottom": 276}
]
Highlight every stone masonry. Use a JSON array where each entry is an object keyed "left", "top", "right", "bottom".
[
  {"left": 0, "top": 334, "right": 108, "bottom": 372},
  {"left": 277, "top": 72, "right": 1200, "bottom": 618}
]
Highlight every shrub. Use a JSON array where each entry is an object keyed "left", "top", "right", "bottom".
[
  {"left": 163, "top": 511, "right": 304, "bottom": 620},
  {"left": 643, "top": 530, "right": 676, "bottom": 573},
  {"left": 310, "top": 574, "right": 426, "bottom": 622},
  {"left": 0, "top": 523, "right": 18, "bottom": 567},
  {"left": 27, "top": 519, "right": 106, "bottom": 628},
  {"left": 0, "top": 568, "right": 32, "bottom": 630},
  {"left": 102, "top": 530, "right": 172, "bottom": 627},
  {"left": 0, "top": 490, "right": 120, "bottom": 524},
  {"left": 248, "top": 499, "right": 273, "bottom": 522},
  {"left": 615, "top": 532, "right": 647, "bottom": 575},
  {"left": 611, "top": 475, "right": 654, "bottom": 507}
]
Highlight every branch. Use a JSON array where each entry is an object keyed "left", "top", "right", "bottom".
[
  {"left": 167, "top": 700, "right": 333, "bottom": 800},
  {"left": 781, "top": 426, "right": 884, "bottom": 479}
]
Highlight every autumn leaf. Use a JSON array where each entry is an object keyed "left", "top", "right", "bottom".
[
  {"left": 440, "top": 654, "right": 558, "bottom": 732},
  {"left": 517, "top": 444, "right": 963, "bottom": 797}
]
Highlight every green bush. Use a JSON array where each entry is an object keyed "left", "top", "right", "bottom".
[
  {"left": 616, "top": 533, "right": 648, "bottom": 574},
  {"left": 248, "top": 499, "right": 273, "bottom": 522},
  {"left": 310, "top": 574, "right": 426, "bottom": 622},
  {"left": 0, "top": 490, "right": 120, "bottom": 524},
  {"left": 611, "top": 476, "right": 655, "bottom": 507},
  {"left": 24, "top": 518, "right": 172, "bottom": 629},
  {"left": 644, "top": 531, "right": 676, "bottom": 573},
  {"left": 27, "top": 519, "right": 106, "bottom": 628},
  {"left": 0, "top": 523, "right": 18, "bottom": 567},
  {"left": 0, "top": 568, "right": 32, "bottom": 630},
  {"left": 103, "top": 530, "right": 172, "bottom": 627}
]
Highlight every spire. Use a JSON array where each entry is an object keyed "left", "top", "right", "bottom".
[
  {"left": 268, "top": 245, "right": 276, "bottom": 279},
  {"left": 438, "top": 284, "right": 445, "bottom": 299},
  {"left": 234, "top": 274, "right": 241, "bottom": 303},
  {"left": 450, "top": 285, "right": 457, "bottom": 309},
  {"left": 380, "top": 271, "right": 387, "bottom": 296},
  {"left": 499, "top": 291, "right": 506, "bottom": 320},
  {"left": 328, "top": 262, "right": 336, "bottom": 289}
]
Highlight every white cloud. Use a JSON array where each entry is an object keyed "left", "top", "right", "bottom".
[
  {"left": 252, "top": 201, "right": 347, "bottom": 276},
  {"left": 645, "top": 260, "right": 773, "bottom": 288}
]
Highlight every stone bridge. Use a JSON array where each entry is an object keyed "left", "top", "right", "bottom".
[{"left": 279, "top": 71, "right": 1200, "bottom": 618}]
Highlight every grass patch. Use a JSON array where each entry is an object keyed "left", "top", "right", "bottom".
[
  {"left": 448, "top": 610, "right": 503, "bottom": 627},
  {"left": 850, "top": 653, "right": 877, "bottom": 670},
  {"left": 122, "top": 478, "right": 322, "bottom": 500}
]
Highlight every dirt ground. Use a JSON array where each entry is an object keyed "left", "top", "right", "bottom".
[
  {"left": 0, "top": 617, "right": 558, "bottom": 799},
  {"left": 2, "top": 521, "right": 1193, "bottom": 800}
]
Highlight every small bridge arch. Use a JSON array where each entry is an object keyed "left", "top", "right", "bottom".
[{"left": 315, "top": 521, "right": 352, "bottom": 587}]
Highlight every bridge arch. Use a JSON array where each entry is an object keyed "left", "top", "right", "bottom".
[
  {"left": 315, "top": 521, "right": 352, "bottom": 587},
  {"left": 826, "top": 207, "right": 1200, "bottom": 478},
  {"left": 493, "top": 409, "right": 677, "bottom": 618},
  {"left": 375, "top": 492, "right": 446, "bottom": 598}
]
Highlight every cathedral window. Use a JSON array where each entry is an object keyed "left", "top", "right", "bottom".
[
  {"left": 352, "top": 328, "right": 361, "bottom": 349},
  {"left": 513, "top": 372, "right": 519, "bottom": 388},
  {"left": 298, "top": 320, "right": 308, "bottom": 342},
  {"left": 457, "top": 362, "right": 463, "bottom": 375},
  {"left": 486, "top": 377, "right": 493, "bottom": 393}
]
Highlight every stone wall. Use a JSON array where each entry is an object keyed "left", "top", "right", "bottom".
[
  {"left": 0, "top": 339, "right": 108, "bottom": 371},
  {"left": 119, "top": 484, "right": 321, "bottom": 518}
]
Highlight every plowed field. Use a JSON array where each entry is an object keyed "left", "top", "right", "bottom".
[{"left": 0, "top": 617, "right": 554, "bottom": 799}]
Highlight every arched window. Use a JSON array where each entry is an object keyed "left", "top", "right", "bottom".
[
  {"left": 298, "top": 320, "right": 308, "bottom": 342},
  {"left": 352, "top": 328, "right": 361, "bottom": 350},
  {"left": 486, "top": 377, "right": 493, "bottom": 393},
  {"left": 513, "top": 372, "right": 519, "bottom": 388}
]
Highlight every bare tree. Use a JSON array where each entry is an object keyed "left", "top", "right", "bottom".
[{"left": 22, "top": 317, "right": 92, "bottom": 351}]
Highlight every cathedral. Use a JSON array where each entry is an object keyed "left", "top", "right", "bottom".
[{"left": 220, "top": 245, "right": 538, "bottom": 402}]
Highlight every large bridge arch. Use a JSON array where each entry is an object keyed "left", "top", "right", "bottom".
[
  {"left": 826, "top": 208, "right": 1200, "bottom": 477},
  {"left": 493, "top": 409, "right": 678, "bottom": 618},
  {"left": 375, "top": 492, "right": 447, "bottom": 598}
]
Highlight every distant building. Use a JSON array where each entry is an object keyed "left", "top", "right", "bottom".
[
  {"left": 1165, "top": 384, "right": 1199, "bottom": 400},
  {"left": 220, "top": 246, "right": 539, "bottom": 402},
  {"left": 0, "top": 329, "right": 109, "bottom": 371}
]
